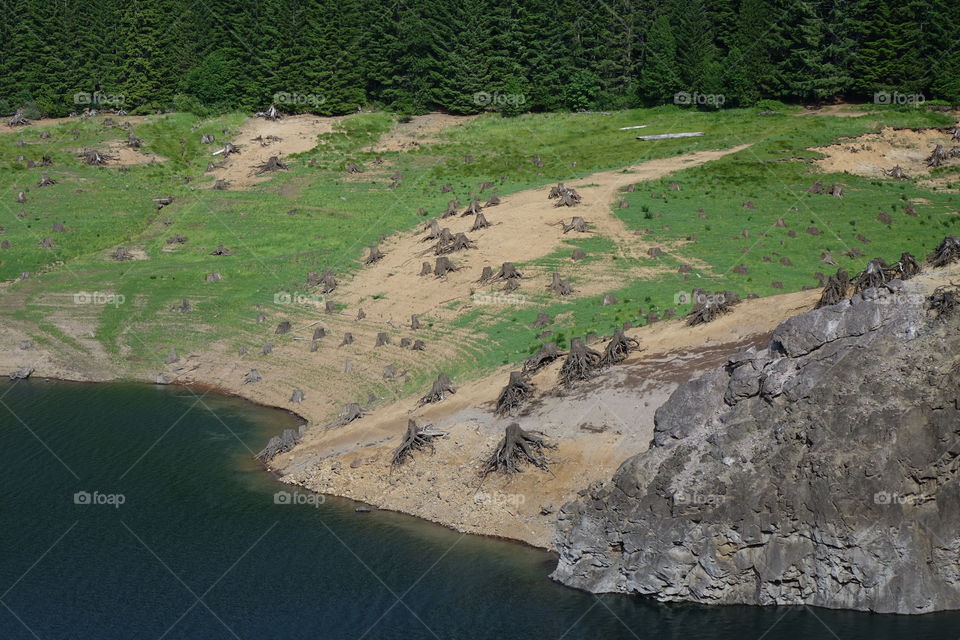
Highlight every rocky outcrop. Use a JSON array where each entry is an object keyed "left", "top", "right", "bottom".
[{"left": 553, "top": 278, "right": 960, "bottom": 614}]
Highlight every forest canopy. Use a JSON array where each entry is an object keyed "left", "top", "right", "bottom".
[{"left": 2, "top": 0, "right": 957, "bottom": 117}]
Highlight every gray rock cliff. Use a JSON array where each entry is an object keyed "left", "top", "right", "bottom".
[{"left": 553, "top": 279, "right": 960, "bottom": 614}]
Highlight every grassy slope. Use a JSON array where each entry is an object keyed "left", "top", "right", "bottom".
[{"left": 1, "top": 105, "right": 956, "bottom": 385}]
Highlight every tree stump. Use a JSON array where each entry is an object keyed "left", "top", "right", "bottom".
[
  {"left": 483, "top": 423, "right": 554, "bottom": 475},
  {"left": 418, "top": 373, "right": 455, "bottom": 406},
  {"left": 275, "top": 321, "right": 291, "bottom": 334},
  {"left": 496, "top": 371, "right": 533, "bottom": 416},
  {"left": 392, "top": 419, "right": 446, "bottom": 467},
  {"left": 364, "top": 245, "right": 385, "bottom": 264},
  {"left": 601, "top": 329, "right": 639, "bottom": 366},
  {"left": 523, "top": 341, "right": 564, "bottom": 374},
  {"left": 339, "top": 333, "right": 354, "bottom": 347},
  {"left": 547, "top": 272, "right": 573, "bottom": 296},
  {"left": 559, "top": 338, "right": 601, "bottom": 386}
]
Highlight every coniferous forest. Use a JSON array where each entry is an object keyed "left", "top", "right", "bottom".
[{"left": 1, "top": 0, "right": 958, "bottom": 117}]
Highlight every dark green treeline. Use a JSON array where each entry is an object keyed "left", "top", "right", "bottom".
[{"left": 2, "top": 0, "right": 957, "bottom": 116}]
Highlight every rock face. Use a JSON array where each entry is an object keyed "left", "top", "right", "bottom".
[{"left": 553, "top": 279, "right": 960, "bottom": 614}]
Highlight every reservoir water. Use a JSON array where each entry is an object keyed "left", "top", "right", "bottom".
[{"left": 1, "top": 379, "right": 957, "bottom": 639}]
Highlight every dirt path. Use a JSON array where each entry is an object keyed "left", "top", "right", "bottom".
[{"left": 338, "top": 144, "right": 751, "bottom": 325}]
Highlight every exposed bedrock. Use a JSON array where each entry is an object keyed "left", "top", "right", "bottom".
[{"left": 553, "top": 279, "right": 960, "bottom": 614}]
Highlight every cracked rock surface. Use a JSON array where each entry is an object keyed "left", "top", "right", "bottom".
[{"left": 553, "top": 279, "right": 960, "bottom": 614}]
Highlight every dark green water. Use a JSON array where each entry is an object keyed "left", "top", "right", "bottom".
[{"left": 1, "top": 379, "right": 958, "bottom": 639}]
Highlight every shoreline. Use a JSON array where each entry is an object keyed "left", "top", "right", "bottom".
[{"left": 2, "top": 287, "right": 822, "bottom": 551}]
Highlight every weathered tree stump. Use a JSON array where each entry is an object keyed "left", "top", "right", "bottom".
[
  {"left": 275, "top": 321, "right": 292, "bottom": 334},
  {"left": 392, "top": 419, "right": 446, "bottom": 467},
  {"left": 471, "top": 212, "right": 491, "bottom": 231},
  {"left": 523, "top": 341, "right": 564, "bottom": 374},
  {"left": 375, "top": 332, "right": 390, "bottom": 347},
  {"left": 243, "top": 369, "right": 262, "bottom": 384},
  {"left": 364, "top": 245, "right": 385, "bottom": 264},
  {"left": 339, "top": 333, "right": 354, "bottom": 347},
  {"left": 562, "top": 216, "right": 589, "bottom": 233},
  {"left": 496, "top": 371, "right": 533, "bottom": 416},
  {"left": 418, "top": 373, "right": 456, "bottom": 406},
  {"left": 434, "top": 256, "right": 458, "bottom": 277},
  {"left": 547, "top": 272, "right": 573, "bottom": 296},
  {"left": 483, "top": 423, "right": 554, "bottom": 475},
  {"left": 601, "top": 329, "right": 639, "bottom": 366},
  {"left": 559, "top": 338, "right": 602, "bottom": 386}
]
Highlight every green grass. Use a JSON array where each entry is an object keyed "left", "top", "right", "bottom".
[{"left": 2, "top": 105, "right": 957, "bottom": 389}]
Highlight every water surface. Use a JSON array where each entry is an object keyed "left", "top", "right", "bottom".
[{"left": 1, "top": 380, "right": 956, "bottom": 639}]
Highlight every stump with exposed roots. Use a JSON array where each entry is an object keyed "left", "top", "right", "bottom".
[
  {"left": 559, "top": 338, "right": 602, "bottom": 386},
  {"left": 686, "top": 290, "right": 740, "bottom": 326},
  {"left": 852, "top": 258, "right": 891, "bottom": 293},
  {"left": 496, "top": 371, "right": 533, "bottom": 416},
  {"left": 434, "top": 232, "right": 475, "bottom": 255},
  {"left": 477, "top": 266, "right": 494, "bottom": 283},
  {"left": 601, "top": 329, "right": 639, "bottom": 366},
  {"left": 471, "top": 212, "right": 491, "bottom": 231},
  {"left": 330, "top": 403, "right": 365, "bottom": 427},
  {"left": 418, "top": 373, "right": 456, "bottom": 406},
  {"left": 422, "top": 220, "right": 442, "bottom": 241},
  {"left": 547, "top": 272, "right": 573, "bottom": 296},
  {"left": 549, "top": 183, "right": 581, "bottom": 207},
  {"left": 37, "top": 174, "right": 56, "bottom": 187},
  {"left": 805, "top": 181, "right": 824, "bottom": 194},
  {"left": 254, "top": 156, "right": 288, "bottom": 175},
  {"left": 7, "top": 108, "right": 30, "bottom": 127},
  {"left": 80, "top": 149, "right": 111, "bottom": 166},
  {"left": 930, "top": 286, "right": 960, "bottom": 320},
  {"left": 485, "top": 195, "right": 501, "bottom": 207},
  {"left": 928, "top": 236, "right": 960, "bottom": 268},
  {"left": 461, "top": 198, "right": 483, "bottom": 217},
  {"left": 243, "top": 369, "right": 262, "bottom": 384},
  {"left": 483, "top": 423, "right": 554, "bottom": 475},
  {"left": 883, "top": 165, "right": 907, "bottom": 179},
  {"left": 434, "top": 256, "right": 458, "bottom": 277},
  {"left": 112, "top": 246, "right": 133, "bottom": 261},
  {"left": 392, "top": 419, "right": 447, "bottom": 467},
  {"left": 364, "top": 245, "right": 385, "bottom": 264},
  {"left": 927, "top": 144, "right": 947, "bottom": 168},
  {"left": 817, "top": 269, "right": 851, "bottom": 308},
  {"left": 319, "top": 269, "right": 337, "bottom": 294},
  {"left": 829, "top": 184, "right": 844, "bottom": 198},
  {"left": 562, "top": 216, "right": 589, "bottom": 233},
  {"left": 523, "top": 342, "right": 564, "bottom": 374}
]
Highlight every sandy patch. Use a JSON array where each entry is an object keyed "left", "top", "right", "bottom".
[
  {"left": 335, "top": 144, "right": 751, "bottom": 324},
  {"left": 812, "top": 125, "right": 960, "bottom": 178},
  {"left": 369, "top": 113, "right": 480, "bottom": 153},
  {"left": 206, "top": 115, "right": 343, "bottom": 189},
  {"left": 103, "top": 139, "right": 166, "bottom": 165}
]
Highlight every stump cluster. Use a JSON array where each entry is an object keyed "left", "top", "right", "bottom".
[{"left": 549, "top": 183, "right": 581, "bottom": 207}]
